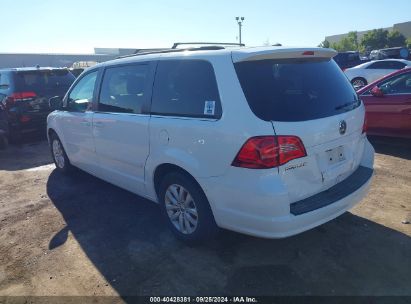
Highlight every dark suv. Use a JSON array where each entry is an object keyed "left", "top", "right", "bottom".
[
  {"left": 0, "top": 94, "right": 8, "bottom": 148},
  {"left": 333, "top": 51, "right": 368, "bottom": 70},
  {"left": 0, "top": 67, "right": 75, "bottom": 141}
]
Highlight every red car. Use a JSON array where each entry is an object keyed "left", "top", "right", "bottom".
[{"left": 357, "top": 67, "right": 411, "bottom": 138}]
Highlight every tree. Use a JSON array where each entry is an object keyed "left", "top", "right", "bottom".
[
  {"left": 318, "top": 40, "right": 330, "bottom": 48},
  {"left": 407, "top": 38, "right": 411, "bottom": 49},
  {"left": 326, "top": 31, "right": 359, "bottom": 52},
  {"left": 387, "top": 30, "right": 406, "bottom": 47},
  {"left": 360, "top": 29, "right": 389, "bottom": 50},
  {"left": 347, "top": 31, "right": 359, "bottom": 50}
]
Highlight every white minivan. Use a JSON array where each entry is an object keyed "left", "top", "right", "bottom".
[{"left": 47, "top": 45, "right": 374, "bottom": 243}]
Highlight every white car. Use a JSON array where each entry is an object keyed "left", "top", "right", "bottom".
[
  {"left": 344, "top": 59, "right": 411, "bottom": 89},
  {"left": 47, "top": 45, "right": 374, "bottom": 243}
]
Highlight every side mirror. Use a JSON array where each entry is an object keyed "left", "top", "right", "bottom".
[
  {"left": 370, "top": 86, "right": 384, "bottom": 97},
  {"left": 49, "top": 96, "right": 63, "bottom": 111}
]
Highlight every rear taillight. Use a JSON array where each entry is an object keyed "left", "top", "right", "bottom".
[
  {"left": 362, "top": 116, "right": 367, "bottom": 134},
  {"left": 11, "top": 91, "right": 36, "bottom": 101},
  {"left": 232, "top": 136, "right": 307, "bottom": 169},
  {"left": 6, "top": 92, "right": 37, "bottom": 106}
]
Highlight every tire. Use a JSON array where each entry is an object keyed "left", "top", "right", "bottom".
[
  {"left": 158, "top": 172, "right": 219, "bottom": 243},
  {"left": 351, "top": 77, "right": 367, "bottom": 89},
  {"left": 49, "top": 133, "right": 73, "bottom": 173}
]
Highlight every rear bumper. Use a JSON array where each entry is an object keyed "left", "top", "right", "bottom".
[
  {"left": 9, "top": 114, "right": 47, "bottom": 133},
  {"left": 198, "top": 139, "right": 374, "bottom": 239}
]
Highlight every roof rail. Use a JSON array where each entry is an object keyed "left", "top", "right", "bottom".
[
  {"left": 116, "top": 45, "right": 229, "bottom": 60},
  {"left": 172, "top": 42, "right": 245, "bottom": 49}
]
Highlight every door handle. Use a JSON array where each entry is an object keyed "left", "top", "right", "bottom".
[
  {"left": 80, "top": 120, "right": 91, "bottom": 126},
  {"left": 94, "top": 121, "right": 104, "bottom": 128}
]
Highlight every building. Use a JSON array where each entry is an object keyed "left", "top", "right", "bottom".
[
  {"left": 325, "top": 21, "right": 411, "bottom": 44},
  {"left": 0, "top": 47, "right": 168, "bottom": 69}
]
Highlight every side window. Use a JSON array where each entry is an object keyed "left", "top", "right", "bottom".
[
  {"left": 367, "top": 61, "right": 390, "bottom": 69},
  {"left": 379, "top": 72, "right": 411, "bottom": 94},
  {"left": 151, "top": 60, "right": 222, "bottom": 118},
  {"left": 0, "top": 73, "right": 11, "bottom": 90},
  {"left": 388, "top": 61, "right": 406, "bottom": 69},
  {"left": 67, "top": 71, "right": 98, "bottom": 112},
  {"left": 99, "top": 64, "right": 150, "bottom": 114}
]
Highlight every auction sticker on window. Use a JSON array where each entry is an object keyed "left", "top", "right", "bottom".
[{"left": 204, "top": 100, "right": 216, "bottom": 116}]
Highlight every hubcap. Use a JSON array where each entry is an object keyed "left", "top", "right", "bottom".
[
  {"left": 164, "top": 184, "right": 198, "bottom": 234},
  {"left": 52, "top": 139, "right": 65, "bottom": 169}
]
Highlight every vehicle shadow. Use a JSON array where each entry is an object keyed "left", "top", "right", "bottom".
[
  {"left": 368, "top": 135, "right": 411, "bottom": 160},
  {"left": 0, "top": 133, "right": 52, "bottom": 171},
  {"left": 46, "top": 169, "right": 411, "bottom": 297}
]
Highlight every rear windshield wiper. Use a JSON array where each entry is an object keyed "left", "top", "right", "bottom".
[{"left": 335, "top": 100, "right": 360, "bottom": 111}]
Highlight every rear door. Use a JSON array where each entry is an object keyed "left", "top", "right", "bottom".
[
  {"left": 234, "top": 54, "right": 366, "bottom": 202},
  {"left": 92, "top": 62, "right": 155, "bottom": 195}
]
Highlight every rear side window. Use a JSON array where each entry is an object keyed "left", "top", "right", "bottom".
[
  {"left": 235, "top": 58, "right": 359, "bottom": 122},
  {"left": 99, "top": 64, "right": 150, "bottom": 114},
  {"left": 13, "top": 69, "right": 75, "bottom": 93},
  {"left": 388, "top": 61, "right": 406, "bottom": 69},
  {"left": 151, "top": 60, "right": 222, "bottom": 118}
]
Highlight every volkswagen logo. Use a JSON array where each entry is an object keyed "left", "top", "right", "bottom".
[{"left": 339, "top": 120, "right": 347, "bottom": 135}]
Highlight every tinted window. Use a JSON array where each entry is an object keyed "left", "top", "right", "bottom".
[
  {"left": 14, "top": 69, "right": 75, "bottom": 93},
  {"left": 235, "top": 58, "right": 360, "bottom": 122},
  {"left": 0, "top": 73, "right": 11, "bottom": 87},
  {"left": 367, "top": 61, "right": 398, "bottom": 69},
  {"left": 99, "top": 65, "right": 150, "bottom": 114},
  {"left": 151, "top": 60, "right": 221, "bottom": 118},
  {"left": 67, "top": 71, "right": 98, "bottom": 112},
  {"left": 388, "top": 61, "right": 406, "bottom": 69},
  {"left": 347, "top": 53, "right": 359, "bottom": 61},
  {"left": 379, "top": 72, "right": 411, "bottom": 94}
]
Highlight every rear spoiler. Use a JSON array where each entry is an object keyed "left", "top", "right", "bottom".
[{"left": 232, "top": 47, "right": 337, "bottom": 63}]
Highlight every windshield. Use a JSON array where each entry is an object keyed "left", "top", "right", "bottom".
[{"left": 234, "top": 58, "right": 360, "bottom": 122}]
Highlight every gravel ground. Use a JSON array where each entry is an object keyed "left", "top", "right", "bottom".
[{"left": 0, "top": 135, "right": 410, "bottom": 299}]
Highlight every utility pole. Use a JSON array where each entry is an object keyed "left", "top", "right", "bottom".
[{"left": 235, "top": 17, "right": 245, "bottom": 45}]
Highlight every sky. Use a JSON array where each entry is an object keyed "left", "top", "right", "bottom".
[{"left": 2, "top": 0, "right": 410, "bottom": 54}]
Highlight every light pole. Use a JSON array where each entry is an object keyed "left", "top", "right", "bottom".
[{"left": 236, "top": 17, "right": 245, "bottom": 45}]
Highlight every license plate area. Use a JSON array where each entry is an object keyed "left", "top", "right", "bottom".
[{"left": 326, "top": 146, "right": 345, "bottom": 165}]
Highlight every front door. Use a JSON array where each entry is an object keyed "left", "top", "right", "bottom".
[
  {"left": 363, "top": 70, "right": 411, "bottom": 137},
  {"left": 57, "top": 70, "right": 99, "bottom": 172}
]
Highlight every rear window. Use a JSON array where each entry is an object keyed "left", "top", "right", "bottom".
[
  {"left": 234, "top": 58, "right": 360, "bottom": 122},
  {"left": 13, "top": 69, "right": 75, "bottom": 93}
]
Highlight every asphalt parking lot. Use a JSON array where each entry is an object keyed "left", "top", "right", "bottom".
[{"left": 0, "top": 135, "right": 410, "bottom": 298}]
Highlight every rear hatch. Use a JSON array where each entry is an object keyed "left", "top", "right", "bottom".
[
  {"left": 233, "top": 48, "right": 366, "bottom": 203},
  {"left": 13, "top": 69, "right": 75, "bottom": 121}
]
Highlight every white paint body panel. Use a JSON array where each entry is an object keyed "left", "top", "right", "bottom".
[
  {"left": 344, "top": 59, "right": 411, "bottom": 84},
  {"left": 47, "top": 46, "right": 375, "bottom": 238}
]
